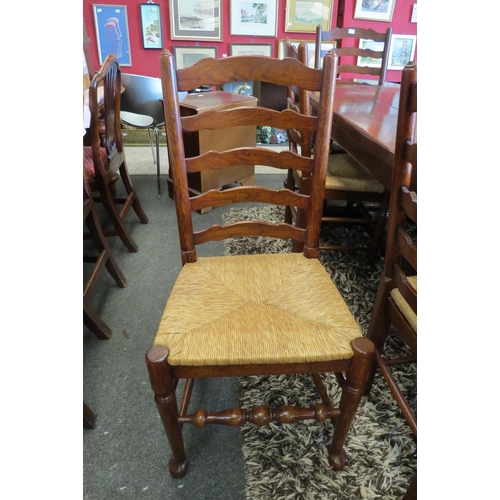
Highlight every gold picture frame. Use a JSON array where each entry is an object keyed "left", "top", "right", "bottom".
[{"left": 285, "top": 0, "right": 333, "bottom": 33}]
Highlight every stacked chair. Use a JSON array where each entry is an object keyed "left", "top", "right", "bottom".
[
  {"left": 365, "top": 61, "right": 417, "bottom": 499},
  {"left": 145, "top": 49, "right": 375, "bottom": 479},
  {"left": 83, "top": 54, "right": 149, "bottom": 253}
]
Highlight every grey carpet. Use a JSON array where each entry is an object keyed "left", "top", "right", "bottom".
[{"left": 222, "top": 205, "right": 417, "bottom": 500}]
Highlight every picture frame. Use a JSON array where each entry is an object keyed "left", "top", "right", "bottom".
[
  {"left": 93, "top": 4, "right": 132, "bottom": 66},
  {"left": 230, "top": 0, "right": 278, "bottom": 37},
  {"left": 278, "top": 39, "right": 335, "bottom": 68},
  {"left": 387, "top": 34, "right": 416, "bottom": 70},
  {"left": 357, "top": 38, "right": 385, "bottom": 68},
  {"left": 173, "top": 46, "right": 218, "bottom": 70},
  {"left": 354, "top": 0, "right": 396, "bottom": 23},
  {"left": 230, "top": 43, "right": 273, "bottom": 57},
  {"left": 285, "top": 0, "right": 333, "bottom": 33},
  {"left": 140, "top": 3, "right": 163, "bottom": 49},
  {"left": 169, "top": 0, "right": 222, "bottom": 41}
]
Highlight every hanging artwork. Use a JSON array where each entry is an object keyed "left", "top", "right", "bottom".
[
  {"left": 285, "top": 0, "right": 333, "bottom": 33},
  {"left": 93, "top": 4, "right": 132, "bottom": 66},
  {"left": 354, "top": 0, "right": 396, "bottom": 23},
  {"left": 140, "top": 3, "right": 163, "bottom": 49},
  {"left": 230, "top": 1, "right": 278, "bottom": 37},
  {"left": 170, "top": 0, "right": 222, "bottom": 41}
]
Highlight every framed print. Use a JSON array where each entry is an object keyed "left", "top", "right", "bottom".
[
  {"left": 173, "top": 46, "right": 217, "bottom": 69},
  {"left": 285, "top": 0, "right": 333, "bottom": 33},
  {"left": 354, "top": 0, "right": 396, "bottom": 23},
  {"left": 230, "top": 43, "right": 273, "bottom": 57},
  {"left": 140, "top": 3, "right": 163, "bottom": 49},
  {"left": 170, "top": 0, "right": 222, "bottom": 41},
  {"left": 387, "top": 34, "right": 416, "bottom": 70},
  {"left": 93, "top": 4, "right": 132, "bottom": 66},
  {"left": 357, "top": 38, "right": 385, "bottom": 68},
  {"left": 230, "top": 1, "right": 278, "bottom": 37},
  {"left": 278, "top": 39, "right": 334, "bottom": 68}
]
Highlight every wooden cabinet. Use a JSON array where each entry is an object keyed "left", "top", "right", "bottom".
[{"left": 167, "top": 91, "right": 257, "bottom": 211}]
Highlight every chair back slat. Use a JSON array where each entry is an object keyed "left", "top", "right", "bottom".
[
  {"left": 186, "top": 149, "right": 313, "bottom": 175},
  {"left": 193, "top": 221, "right": 307, "bottom": 245},
  {"left": 160, "top": 50, "right": 338, "bottom": 264},
  {"left": 190, "top": 186, "right": 310, "bottom": 212},
  {"left": 393, "top": 265, "right": 417, "bottom": 314}
]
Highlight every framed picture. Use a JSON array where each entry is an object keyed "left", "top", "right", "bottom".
[
  {"left": 357, "top": 38, "right": 385, "bottom": 68},
  {"left": 173, "top": 46, "right": 217, "bottom": 70},
  {"left": 278, "top": 39, "right": 335, "bottom": 68},
  {"left": 93, "top": 4, "right": 132, "bottom": 66},
  {"left": 388, "top": 35, "right": 416, "bottom": 70},
  {"left": 230, "top": 0, "right": 278, "bottom": 37},
  {"left": 285, "top": 0, "right": 333, "bottom": 33},
  {"left": 354, "top": 0, "right": 396, "bottom": 23},
  {"left": 140, "top": 3, "right": 163, "bottom": 49},
  {"left": 230, "top": 43, "right": 273, "bottom": 57},
  {"left": 169, "top": 0, "right": 222, "bottom": 41}
]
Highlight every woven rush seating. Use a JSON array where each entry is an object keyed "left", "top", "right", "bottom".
[{"left": 154, "top": 253, "right": 360, "bottom": 366}]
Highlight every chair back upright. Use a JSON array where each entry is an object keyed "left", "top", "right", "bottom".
[
  {"left": 160, "top": 50, "right": 338, "bottom": 265},
  {"left": 315, "top": 25, "right": 392, "bottom": 85}
]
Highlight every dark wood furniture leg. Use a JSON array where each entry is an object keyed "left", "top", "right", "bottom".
[
  {"left": 146, "top": 346, "right": 188, "bottom": 478},
  {"left": 83, "top": 403, "right": 97, "bottom": 429},
  {"left": 328, "top": 337, "right": 374, "bottom": 469}
]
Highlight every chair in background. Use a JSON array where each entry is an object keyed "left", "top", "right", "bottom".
[
  {"left": 83, "top": 167, "right": 127, "bottom": 339},
  {"left": 145, "top": 49, "right": 375, "bottom": 479},
  {"left": 314, "top": 25, "right": 392, "bottom": 85},
  {"left": 120, "top": 73, "right": 166, "bottom": 197},
  {"left": 84, "top": 55, "right": 149, "bottom": 253},
  {"left": 364, "top": 61, "right": 417, "bottom": 499},
  {"left": 283, "top": 38, "right": 388, "bottom": 263}
]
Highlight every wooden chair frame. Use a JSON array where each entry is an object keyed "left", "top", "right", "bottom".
[
  {"left": 283, "top": 38, "right": 389, "bottom": 262},
  {"left": 365, "top": 61, "right": 417, "bottom": 499},
  {"left": 145, "top": 50, "right": 375, "bottom": 479}
]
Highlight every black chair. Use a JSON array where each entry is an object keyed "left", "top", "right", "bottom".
[{"left": 120, "top": 73, "right": 166, "bottom": 197}]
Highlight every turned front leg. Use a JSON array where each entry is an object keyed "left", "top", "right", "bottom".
[
  {"left": 328, "top": 337, "right": 374, "bottom": 470},
  {"left": 146, "top": 346, "right": 187, "bottom": 478}
]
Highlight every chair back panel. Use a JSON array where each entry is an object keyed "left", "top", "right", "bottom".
[
  {"left": 89, "top": 54, "right": 123, "bottom": 177},
  {"left": 120, "top": 73, "right": 165, "bottom": 126},
  {"left": 160, "top": 51, "right": 338, "bottom": 265},
  {"left": 386, "top": 61, "right": 417, "bottom": 322},
  {"left": 315, "top": 26, "right": 392, "bottom": 85}
]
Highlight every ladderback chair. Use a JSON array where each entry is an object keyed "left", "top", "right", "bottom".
[
  {"left": 283, "top": 39, "right": 388, "bottom": 262},
  {"left": 365, "top": 61, "right": 417, "bottom": 498},
  {"left": 145, "top": 49, "right": 375, "bottom": 479},
  {"left": 315, "top": 25, "right": 392, "bottom": 85},
  {"left": 120, "top": 73, "right": 166, "bottom": 197},
  {"left": 83, "top": 167, "right": 127, "bottom": 339},
  {"left": 83, "top": 54, "right": 149, "bottom": 253}
]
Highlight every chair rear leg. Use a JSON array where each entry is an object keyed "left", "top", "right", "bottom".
[
  {"left": 118, "top": 162, "right": 149, "bottom": 225},
  {"left": 328, "top": 337, "right": 374, "bottom": 470},
  {"left": 99, "top": 181, "right": 139, "bottom": 252},
  {"left": 147, "top": 128, "right": 156, "bottom": 164},
  {"left": 146, "top": 346, "right": 188, "bottom": 478},
  {"left": 366, "top": 190, "right": 390, "bottom": 267},
  {"left": 84, "top": 305, "right": 112, "bottom": 339}
]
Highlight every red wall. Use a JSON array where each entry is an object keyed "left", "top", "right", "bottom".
[{"left": 83, "top": 0, "right": 416, "bottom": 82}]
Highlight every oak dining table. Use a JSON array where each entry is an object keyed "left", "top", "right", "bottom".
[{"left": 310, "top": 83, "right": 400, "bottom": 191}]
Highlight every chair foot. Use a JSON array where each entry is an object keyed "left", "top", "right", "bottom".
[
  {"left": 169, "top": 456, "right": 188, "bottom": 478},
  {"left": 328, "top": 448, "right": 347, "bottom": 470}
]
